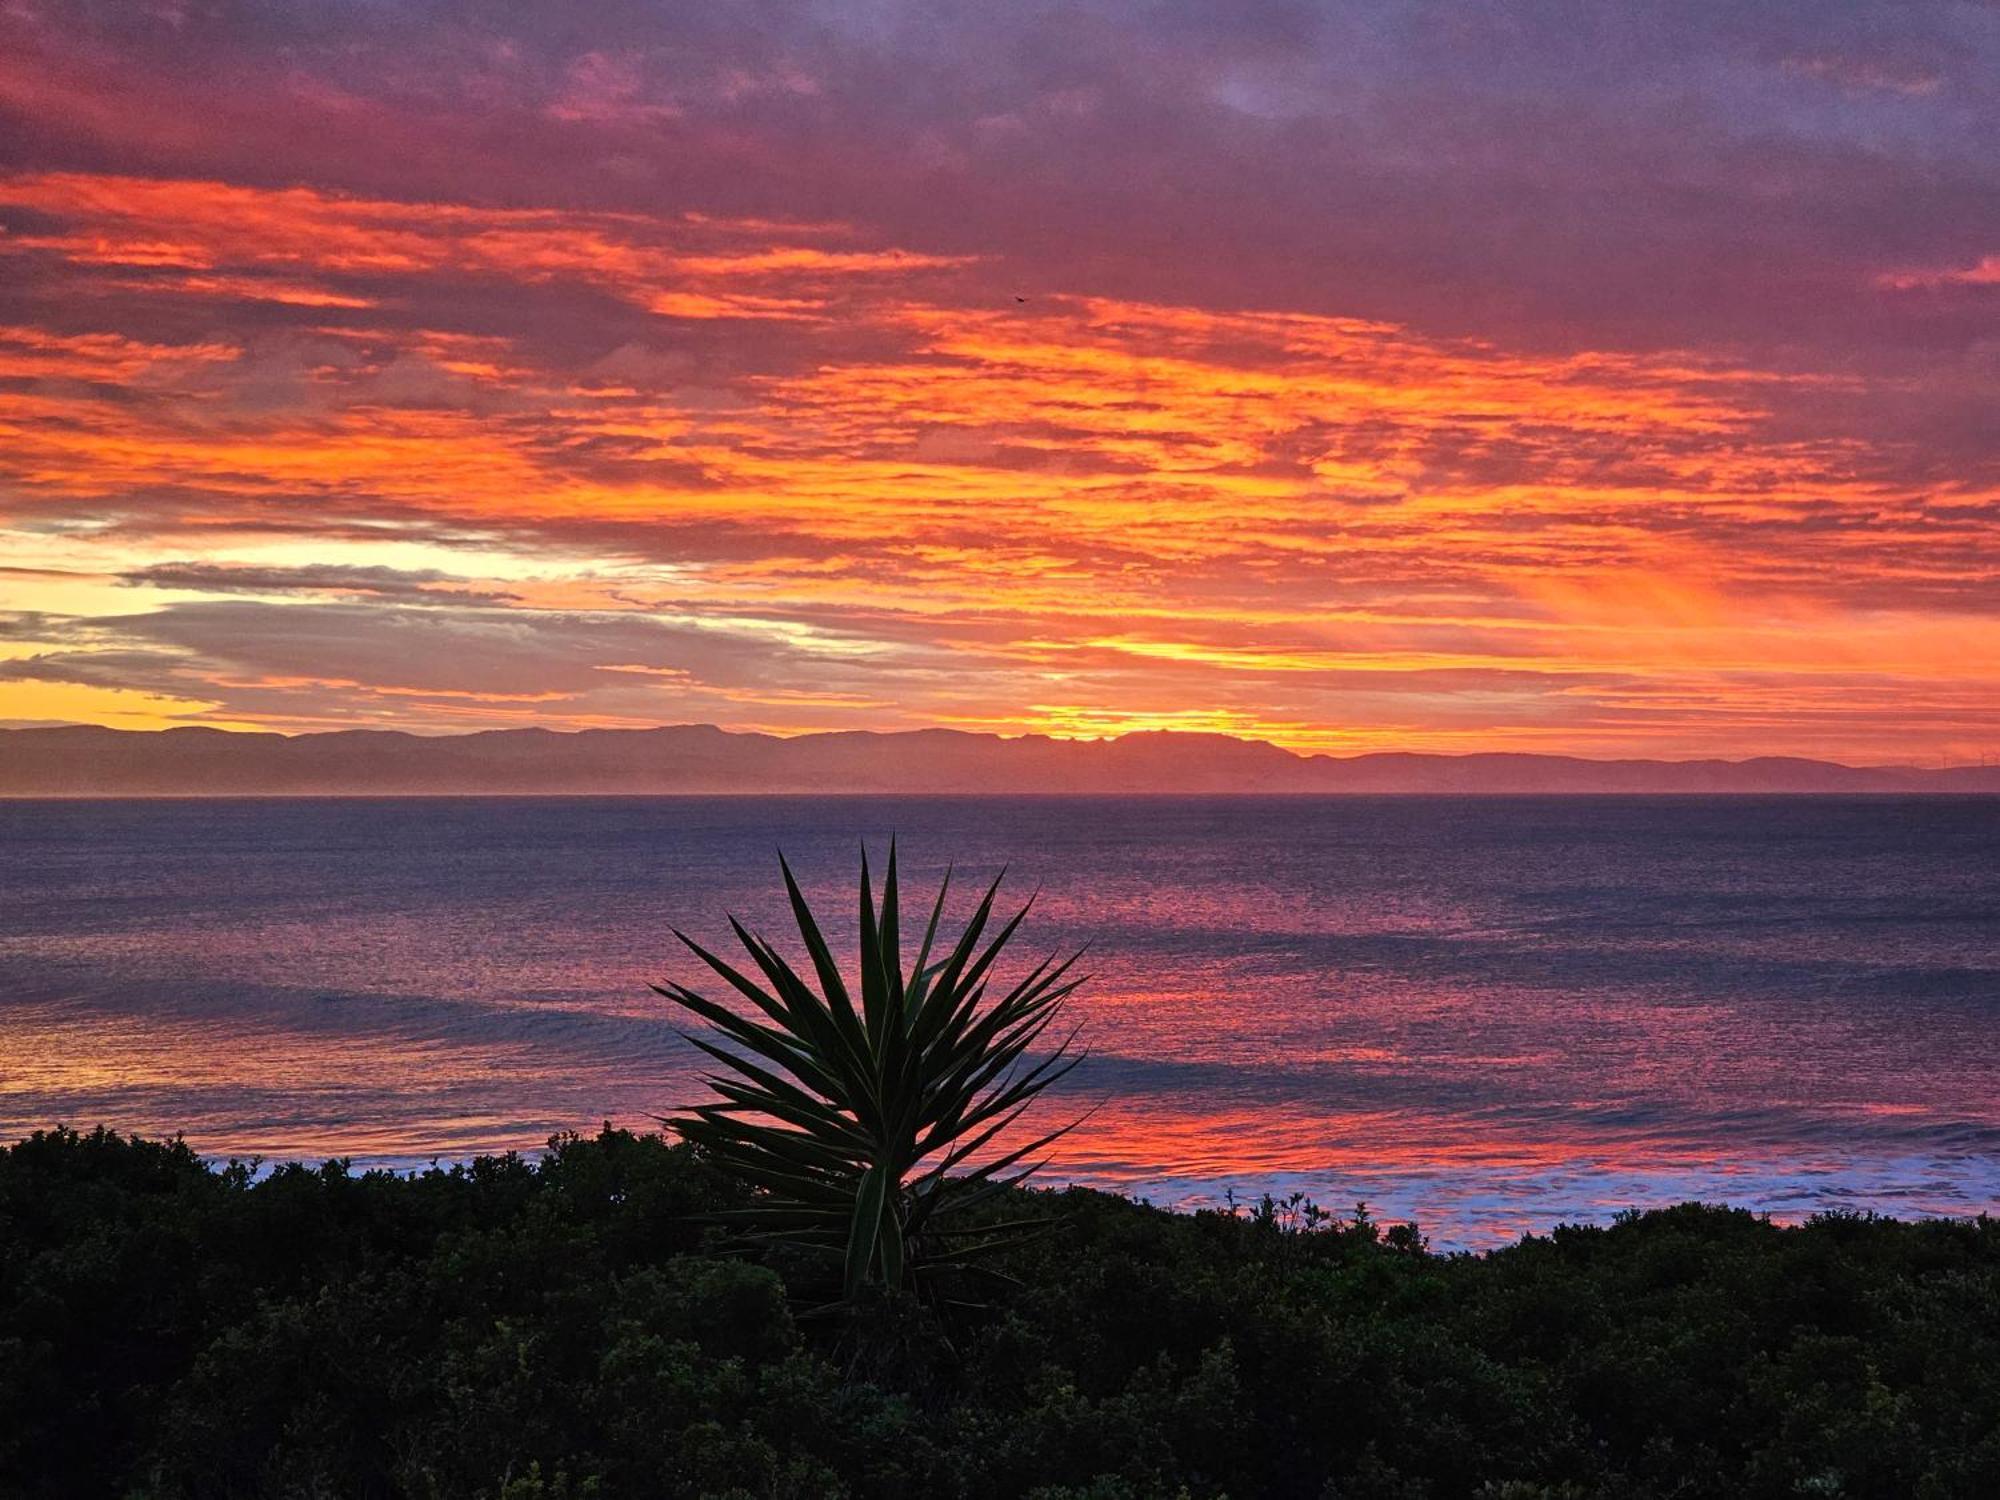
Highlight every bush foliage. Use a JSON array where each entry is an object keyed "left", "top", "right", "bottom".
[{"left": 4, "top": 1125, "right": 1998, "bottom": 1499}]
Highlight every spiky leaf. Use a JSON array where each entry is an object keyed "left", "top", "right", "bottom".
[{"left": 655, "top": 844, "right": 1087, "bottom": 1306}]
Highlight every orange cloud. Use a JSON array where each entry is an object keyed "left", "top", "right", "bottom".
[{"left": 0, "top": 172, "right": 1992, "bottom": 759}]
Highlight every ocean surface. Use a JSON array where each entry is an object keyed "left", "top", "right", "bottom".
[{"left": 2, "top": 795, "right": 1996, "bottom": 1247}]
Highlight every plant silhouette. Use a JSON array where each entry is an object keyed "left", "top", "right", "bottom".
[{"left": 654, "top": 844, "right": 1087, "bottom": 1306}]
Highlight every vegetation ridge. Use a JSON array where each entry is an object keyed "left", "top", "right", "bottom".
[{"left": 5, "top": 1125, "right": 1997, "bottom": 1499}]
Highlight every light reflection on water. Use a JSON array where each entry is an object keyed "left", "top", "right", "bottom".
[{"left": 1, "top": 795, "right": 1995, "bottom": 1247}]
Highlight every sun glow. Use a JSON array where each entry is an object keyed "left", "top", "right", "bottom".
[{"left": 0, "top": 38, "right": 1991, "bottom": 759}]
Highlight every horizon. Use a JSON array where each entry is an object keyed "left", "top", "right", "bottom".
[
  {"left": 7, "top": 716, "right": 1997, "bottom": 774},
  {"left": 2, "top": 5, "right": 1996, "bottom": 759},
  {"left": 8, "top": 718, "right": 1999, "bottom": 798}
]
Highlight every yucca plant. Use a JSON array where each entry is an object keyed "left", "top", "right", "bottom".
[{"left": 653, "top": 845, "right": 1087, "bottom": 1307}]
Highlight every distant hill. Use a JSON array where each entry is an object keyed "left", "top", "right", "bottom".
[{"left": 2, "top": 723, "right": 1995, "bottom": 795}]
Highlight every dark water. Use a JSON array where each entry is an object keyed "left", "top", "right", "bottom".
[{"left": 2, "top": 796, "right": 1996, "bottom": 1246}]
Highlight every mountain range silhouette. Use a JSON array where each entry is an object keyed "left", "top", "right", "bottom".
[{"left": 3, "top": 724, "right": 1995, "bottom": 795}]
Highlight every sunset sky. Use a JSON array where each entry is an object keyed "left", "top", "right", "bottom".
[{"left": 1, "top": 2, "right": 1995, "bottom": 760}]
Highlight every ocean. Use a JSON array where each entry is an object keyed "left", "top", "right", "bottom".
[{"left": 2, "top": 795, "right": 1995, "bottom": 1247}]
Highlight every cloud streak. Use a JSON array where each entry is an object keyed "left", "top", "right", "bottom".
[{"left": 0, "top": 1, "right": 1993, "bottom": 756}]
